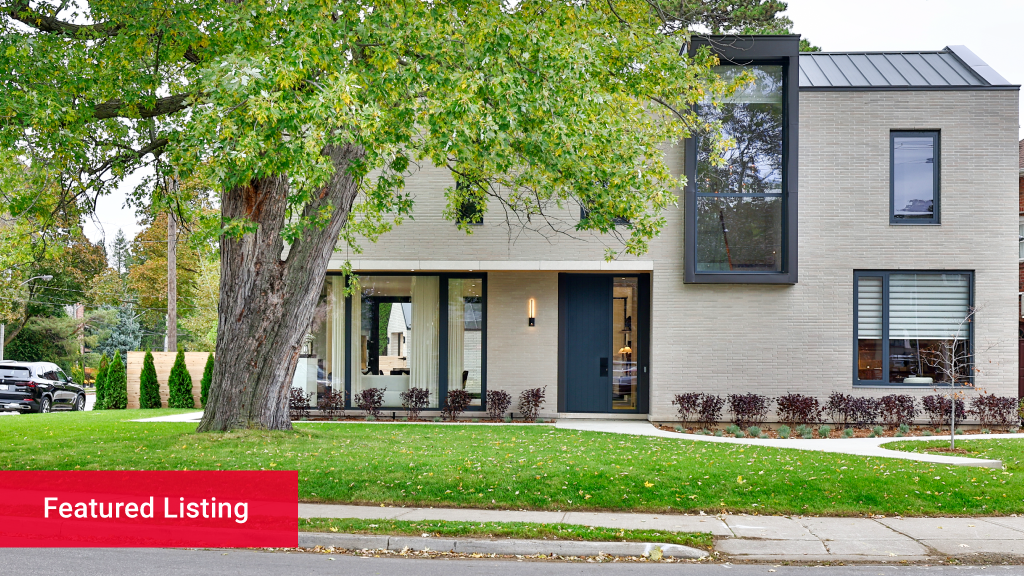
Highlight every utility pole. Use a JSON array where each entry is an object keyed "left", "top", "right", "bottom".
[{"left": 166, "top": 188, "right": 178, "bottom": 353}]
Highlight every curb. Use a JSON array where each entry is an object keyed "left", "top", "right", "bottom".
[{"left": 298, "top": 532, "right": 709, "bottom": 559}]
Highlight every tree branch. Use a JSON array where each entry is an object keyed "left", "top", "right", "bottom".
[
  {"left": 91, "top": 93, "right": 191, "bottom": 120},
  {"left": 5, "top": 0, "right": 122, "bottom": 37}
]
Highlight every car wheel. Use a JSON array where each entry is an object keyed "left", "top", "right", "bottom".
[
  {"left": 72, "top": 395, "right": 86, "bottom": 411},
  {"left": 39, "top": 397, "right": 52, "bottom": 414}
]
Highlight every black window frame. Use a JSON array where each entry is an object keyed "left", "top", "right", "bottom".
[
  {"left": 890, "top": 131, "right": 941, "bottom": 225},
  {"left": 852, "top": 270, "right": 974, "bottom": 387},
  {"left": 342, "top": 272, "right": 489, "bottom": 412},
  {"left": 684, "top": 35, "right": 800, "bottom": 284}
]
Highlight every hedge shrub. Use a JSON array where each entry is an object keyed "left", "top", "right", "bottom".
[
  {"left": 93, "top": 354, "right": 110, "bottom": 410},
  {"left": 200, "top": 353, "right": 214, "bottom": 408},
  {"left": 138, "top": 349, "right": 161, "bottom": 409},
  {"left": 167, "top": 350, "right": 195, "bottom": 409},
  {"left": 105, "top": 351, "right": 128, "bottom": 410}
]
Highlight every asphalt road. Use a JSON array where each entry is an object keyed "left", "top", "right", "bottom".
[{"left": 1, "top": 550, "right": 1022, "bottom": 576}]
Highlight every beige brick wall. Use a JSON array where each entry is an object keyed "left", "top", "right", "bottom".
[{"left": 338, "top": 88, "right": 1020, "bottom": 421}]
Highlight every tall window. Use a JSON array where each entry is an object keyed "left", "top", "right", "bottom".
[
  {"left": 696, "top": 65, "right": 785, "bottom": 273},
  {"left": 890, "top": 131, "right": 940, "bottom": 224},
  {"left": 854, "top": 271, "right": 972, "bottom": 385}
]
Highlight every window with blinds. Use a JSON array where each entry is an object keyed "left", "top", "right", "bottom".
[{"left": 854, "top": 271, "right": 972, "bottom": 385}]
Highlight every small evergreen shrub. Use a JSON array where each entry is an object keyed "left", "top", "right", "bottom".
[
  {"left": 878, "top": 394, "right": 918, "bottom": 429},
  {"left": 898, "top": 423, "right": 911, "bottom": 435},
  {"left": 777, "top": 425, "right": 791, "bottom": 439},
  {"left": 775, "top": 393, "right": 822, "bottom": 425},
  {"left": 167, "top": 350, "right": 195, "bottom": 409},
  {"left": 725, "top": 424, "right": 741, "bottom": 435},
  {"left": 289, "top": 388, "right": 311, "bottom": 420},
  {"left": 138, "top": 349, "right": 161, "bottom": 409},
  {"left": 818, "top": 425, "right": 832, "bottom": 438},
  {"left": 871, "top": 425, "right": 884, "bottom": 437},
  {"left": 801, "top": 429, "right": 813, "bottom": 439},
  {"left": 955, "top": 428, "right": 964, "bottom": 435},
  {"left": 674, "top": 426, "right": 683, "bottom": 432},
  {"left": 354, "top": 387, "right": 386, "bottom": 417},
  {"left": 714, "top": 430, "right": 723, "bottom": 437},
  {"left": 671, "top": 392, "right": 702, "bottom": 425},
  {"left": 442, "top": 389, "right": 472, "bottom": 421},
  {"left": 433, "top": 416, "right": 442, "bottom": 422},
  {"left": 93, "top": 354, "right": 110, "bottom": 410},
  {"left": 517, "top": 387, "right": 547, "bottom": 422},
  {"left": 979, "top": 428, "right": 990, "bottom": 435},
  {"left": 199, "top": 353, "right": 214, "bottom": 408},
  {"left": 734, "top": 430, "right": 745, "bottom": 438},
  {"left": 696, "top": 394, "right": 725, "bottom": 428},
  {"left": 105, "top": 352, "right": 128, "bottom": 410},
  {"left": 400, "top": 387, "right": 431, "bottom": 421},
  {"left": 365, "top": 415, "right": 376, "bottom": 422},
  {"left": 503, "top": 415, "right": 512, "bottom": 423},
  {"left": 747, "top": 426, "right": 762, "bottom": 437},
  {"left": 317, "top": 390, "right": 345, "bottom": 419},
  {"left": 727, "top": 393, "right": 771, "bottom": 428},
  {"left": 485, "top": 389, "right": 512, "bottom": 421},
  {"left": 922, "top": 430, "right": 933, "bottom": 436},
  {"left": 841, "top": 428, "right": 854, "bottom": 438}
]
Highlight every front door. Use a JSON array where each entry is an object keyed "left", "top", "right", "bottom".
[{"left": 561, "top": 275, "right": 644, "bottom": 413}]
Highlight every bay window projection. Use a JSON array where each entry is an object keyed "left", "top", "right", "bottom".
[
  {"left": 855, "top": 272, "right": 972, "bottom": 385},
  {"left": 696, "top": 65, "right": 785, "bottom": 272},
  {"left": 352, "top": 275, "right": 440, "bottom": 408},
  {"left": 290, "top": 276, "right": 345, "bottom": 404}
]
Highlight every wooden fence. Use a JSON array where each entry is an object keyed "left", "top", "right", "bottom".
[{"left": 126, "top": 351, "right": 210, "bottom": 409}]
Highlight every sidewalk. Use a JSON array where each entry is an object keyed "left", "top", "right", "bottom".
[{"left": 299, "top": 503, "right": 1024, "bottom": 562}]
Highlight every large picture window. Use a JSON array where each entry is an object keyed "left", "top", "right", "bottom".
[
  {"left": 854, "top": 271, "right": 972, "bottom": 386},
  {"left": 684, "top": 35, "right": 798, "bottom": 284},
  {"left": 890, "top": 131, "right": 940, "bottom": 224}
]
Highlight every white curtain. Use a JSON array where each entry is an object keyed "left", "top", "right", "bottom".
[
  {"left": 350, "top": 288, "right": 363, "bottom": 394},
  {"left": 330, "top": 278, "right": 345, "bottom": 393},
  {"left": 409, "top": 276, "right": 439, "bottom": 404},
  {"left": 448, "top": 279, "right": 465, "bottom": 391}
]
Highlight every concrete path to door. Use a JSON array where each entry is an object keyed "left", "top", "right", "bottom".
[
  {"left": 299, "top": 502, "right": 1024, "bottom": 562},
  {"left": 555, "top": 420, "right": 1015, "bottom": 468}
]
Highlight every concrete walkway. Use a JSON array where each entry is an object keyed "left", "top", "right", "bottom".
[
  {"left": 555, "top": 420, "right": 1012, "bottom": 468},
  {"left": 299, "top": 503, "right": 1024, "bottom": 562}
]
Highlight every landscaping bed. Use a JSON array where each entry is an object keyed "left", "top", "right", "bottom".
[
  {"left": 656, "top": 423, "right": 1020, "bottom": 439},
  {"left": 299, "top": 518, "right": 712, "bottom": 549}
]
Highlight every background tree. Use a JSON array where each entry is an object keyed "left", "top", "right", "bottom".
[
  {"left": 167, "top": 350, "right": 194, "bottom": 409},
  {"left": 105, "top": 350, "right": 128, "bottom": 409},
  {"left": 1, "top": 0, "right": 739, "bottom": 431},
  {"left": 656, "top": 0, "right": 820, "bottom": 51},
  {"left": 139, "top": 348, "right": 161, "bottom": 409},
  {"left": 110, "top": 229, "right": 133, "bottom": 277},
  {"left": 95, "top": 304, "right": 142, "bottom": 358}
]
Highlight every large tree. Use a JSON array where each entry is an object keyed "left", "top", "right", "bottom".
[{"left": 1, "top": 0, "right": 734, "bottom": 430}]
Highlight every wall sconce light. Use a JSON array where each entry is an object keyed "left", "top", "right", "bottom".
[{"left": 528, "top": 298, "right": 536, "bottom": 327}]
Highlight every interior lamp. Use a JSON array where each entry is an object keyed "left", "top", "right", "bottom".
[{"left": 528, "top": 298, "right": 536, "bottom": 327}]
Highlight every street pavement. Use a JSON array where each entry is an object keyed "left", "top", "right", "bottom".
[
  {"left": 300, "top": 503, "right": 1024, "bottom": 563},
  {"left": 2, "top": 549, "right": 1023, "bottom": 576}
]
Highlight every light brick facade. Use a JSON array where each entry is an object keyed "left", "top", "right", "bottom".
[{"left": 330, "top": 84, "right": 1019, "bottom": 421}]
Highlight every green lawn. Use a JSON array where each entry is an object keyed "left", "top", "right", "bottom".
[
  {"left": 884, "top": 438, "right": 1024, "bottom": 468},
  {"left": 299, "top": 518, "right": 712, "bottom": 549},
  {"left": 2, "top": 410, "right": 1022, "bottom": 516}
]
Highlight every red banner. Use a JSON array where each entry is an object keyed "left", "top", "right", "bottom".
[{"left": 0, "top": 471, "right": 297, "bottom": 547}]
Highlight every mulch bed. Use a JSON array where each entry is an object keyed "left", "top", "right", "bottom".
[{"left": 654, "top": 423, "right": 1019, "bottom": 439}]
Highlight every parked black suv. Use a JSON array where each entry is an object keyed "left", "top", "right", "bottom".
[{"left": 0, "top": 361, "right": 86, "bottom": 413}]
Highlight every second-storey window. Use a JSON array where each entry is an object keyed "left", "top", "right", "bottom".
[
  {"left": 855, "top": 271, "right": 972, "bottom": 385},
  {"left": 891, "top": 131, "right": 940, "bottom": 224}
]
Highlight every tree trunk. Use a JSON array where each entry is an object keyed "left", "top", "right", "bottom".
[{"left": 197, "top": 144, "right": 363, "bottom": 431}]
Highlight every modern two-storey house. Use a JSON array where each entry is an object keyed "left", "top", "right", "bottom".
[{"left": 292, "top": 36, "right": 1020, "bottom": 422}]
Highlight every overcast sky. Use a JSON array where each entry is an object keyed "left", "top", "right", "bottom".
[{"left": 83, "top": 0, "right": 1023, "bottom": 248}]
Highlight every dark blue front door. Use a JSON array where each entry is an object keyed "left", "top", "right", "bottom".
[{"left": 564, "top": 275, "right": 613, "bottom": 413}]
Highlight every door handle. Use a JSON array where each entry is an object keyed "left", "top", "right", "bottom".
[{"left": 599, "top": 357, "right": 608, "bottom": 377}]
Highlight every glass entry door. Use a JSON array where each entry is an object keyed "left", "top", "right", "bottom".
[{"left": 561, "top": 274, "right": 644, "bottom": 413}]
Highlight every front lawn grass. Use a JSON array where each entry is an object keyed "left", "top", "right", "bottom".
[
  {"left": 299, "top": 518, "right": 712, "bottom": 549},
  {"left": 2, "top": 410, "right": 1022, "bottom": 516},
  {"left": 884, "top": 438, "right": 1024, "bottom": 468}
]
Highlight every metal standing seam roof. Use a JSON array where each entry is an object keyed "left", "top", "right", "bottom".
[{"left": 799, "top": 45, "right": 1015, "bottom": 89}]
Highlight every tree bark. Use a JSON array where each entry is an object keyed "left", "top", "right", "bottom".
[
  {"left": 197, "top": 144, "right": 363, "bottom": 431},
  {"left": 166, "top": 208, "right": 177, "bottom": 352}
]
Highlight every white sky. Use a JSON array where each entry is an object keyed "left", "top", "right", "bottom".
[{"left": 84, "top": 0, "right": 1023, "bottom": 248}]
